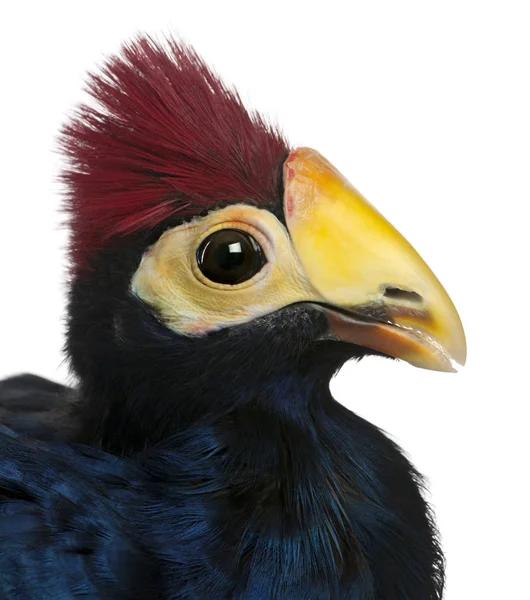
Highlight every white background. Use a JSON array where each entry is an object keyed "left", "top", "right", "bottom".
[{"left": 1, "top": 1, "right": 528, "bottom": 597}]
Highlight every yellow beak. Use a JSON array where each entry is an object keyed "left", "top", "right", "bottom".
[{"left": 284, "top": 147, "right": 467, "bottom": 372}]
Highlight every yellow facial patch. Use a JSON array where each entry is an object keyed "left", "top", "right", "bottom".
[{"left": 131, "top": 205, "right": 316, "bottom": 335}]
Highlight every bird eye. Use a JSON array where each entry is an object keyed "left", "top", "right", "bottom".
[{"left": 196, "top": 229, "right": 267, "bottom": 285}]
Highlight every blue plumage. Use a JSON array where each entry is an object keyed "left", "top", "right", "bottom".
[{"left": 0, "top": 351, "right": 443, "bottom": 598}]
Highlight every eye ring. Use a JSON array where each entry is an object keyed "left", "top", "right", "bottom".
[{"left": 194, "top": 225, "right": 268, "bottom": 288}]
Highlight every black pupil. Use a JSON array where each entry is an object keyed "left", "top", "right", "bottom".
[{"left": 196, "top": 229, "right": 266, "bottom": 285}]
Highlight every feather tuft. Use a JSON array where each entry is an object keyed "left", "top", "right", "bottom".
[{"left": 61, "top": 35, "right": 290, "bottom": 271}]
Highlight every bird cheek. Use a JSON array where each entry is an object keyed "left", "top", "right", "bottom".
[{"left": 130, "top": 205, "right": 316, "bottom": 336}]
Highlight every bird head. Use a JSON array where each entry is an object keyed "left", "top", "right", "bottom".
[{"left": 62, "top": 36, "right": 466, "bottom": 452}]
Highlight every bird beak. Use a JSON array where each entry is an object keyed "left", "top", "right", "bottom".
[{"left": 283, "top": 148, "right": 467, "bottom": 372}]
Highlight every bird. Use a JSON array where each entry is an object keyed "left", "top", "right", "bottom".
[{"left": 0, "top": 35, "right": 466, "bottom": 599}]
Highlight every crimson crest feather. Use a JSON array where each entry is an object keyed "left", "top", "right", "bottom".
[{"left": 61, "top": 35, "right": 290, "bottom": 272}]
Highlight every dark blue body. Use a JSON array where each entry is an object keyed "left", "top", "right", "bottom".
[{"left": 0, "top": 377, "right": 442, "bottom": 599}]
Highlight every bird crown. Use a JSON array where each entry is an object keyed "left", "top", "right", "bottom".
[{"left": 61, "top": 35, "right": 289, "bottom": 271}]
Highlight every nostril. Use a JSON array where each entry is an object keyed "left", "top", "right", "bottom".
[{"left": 383, "top": 286, "right": 423, "bottom": 304}]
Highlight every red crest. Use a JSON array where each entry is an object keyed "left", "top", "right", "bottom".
[{"left": 61, "top": 35, "right": 290, "bottom": 271}]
